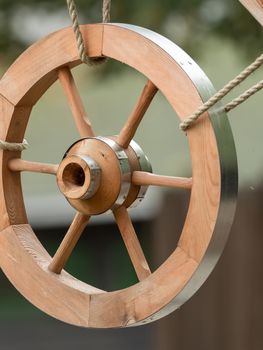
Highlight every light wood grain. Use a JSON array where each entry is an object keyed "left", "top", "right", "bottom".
[
  {"left": 0, "top": 25, "right": 104, "bottom": 106},
  {"left": 0, "top": 224, "right": 104, "bottom": 327},
  {"left": 0, "top": 96, "right": 31, "bottom": 230},
  {"left": 56, "top": 154, "right": 93, "bottom": 200},
  {"left": 49, "top": 212, "right": 90, "bottom": 274},
  {"left": 103, "top": 23, "right": 222, "bottom": 263},
  {"left": 117, "top": 80, "right": 158, "bottom": 148},
  {"left": 8, "top": 159, "right": 58, "bottom": 175},
  {"left": 239, "top": 0, "right": 263, "bottom": 25},
  {"left": 132, "top": 171, "right": 192, "bottom": 190},
  {"left": 61, "top": 138, "right": 123, "bottom": 215},
  {"left": 114, "top": 206, "right": 151, "bottom": 281},
  {"left": 0, "top": 23, "right": 237, "bottom": 328},
  {"left": 58, "top": 67, "right": 95, "bottom": 138}
]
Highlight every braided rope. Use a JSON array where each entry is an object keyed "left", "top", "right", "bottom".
[
  {"left": 102, "top": 0, "right": 111, "bottom": 23},
  {"left": 180, "top": 53, "right": 263, "bottom": 131},
  {"left": 67, "top": 0, "right": 111, "bottom": 65},
  {"left": 0, "top": 139, "right": 28, "bottom": 152},
  {"left": 225, "top": 80, "right": 263, "bottom": 112}
]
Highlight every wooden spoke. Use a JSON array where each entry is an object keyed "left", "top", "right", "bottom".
[
  {"left": 132, "top": 171, "right": 192, "bottom": 190},
  {"left": 49, "top": 212, "right": 90, "bottom": 274},
  {"left": 8, "top": 158, "right": 58, "bottom": 175},
  {"left": 117, "top": 80, "right": 158, "bottom": 148},
  {"left": 113, "top": 206, "right": 151, "bottom": 281},
  {"left": 58, "top": 67, "right": 95, "bottom": 138}
]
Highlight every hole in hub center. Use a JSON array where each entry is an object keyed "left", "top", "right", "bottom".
[{"left": 62, "top": 163, "right": 85, "bottom": 191}]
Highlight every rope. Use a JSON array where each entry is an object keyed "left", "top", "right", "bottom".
[
  {"left": 0, "top": 139, "right": 28, "bottom": 152},
  {"left": 180, "top": 53, "right": 263, "bottom": 131},
  {"left": 224, "top": 80, "right": 263, "bottom": 112},
  {"left": 67, "top": 0, "right": 111, "bottom": 65},
  {"left": 102, "top": 0, "right": 111, "bottom": 23}
]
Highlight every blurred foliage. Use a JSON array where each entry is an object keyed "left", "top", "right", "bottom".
[{"left": 0, "top": 0, "right": 262, "bottom": 64}]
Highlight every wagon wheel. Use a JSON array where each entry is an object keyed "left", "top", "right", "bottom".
[{"left": 0, "top": 23, "right": 237, "bottom": 328}]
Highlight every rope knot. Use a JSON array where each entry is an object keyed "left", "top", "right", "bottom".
[
  {"left": 67, "top": 0, "right": 111, "bottom": 65},
  {"left": 0, "top": 139, "right": 28, "bottom": 152}
]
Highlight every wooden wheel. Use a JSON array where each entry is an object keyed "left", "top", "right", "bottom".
[{"left": 0, "top": 23, "right": 238, "bottom": 328}]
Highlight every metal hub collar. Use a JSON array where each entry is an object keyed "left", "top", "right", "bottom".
[{"left": 57, "top": 136, "right": 152, "bottom": 213}]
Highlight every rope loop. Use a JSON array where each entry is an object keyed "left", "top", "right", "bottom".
[
  {"left": 0, "top": 139, "right": 28, "bottom": 152},
  {"left": 67, "top": 0, "right": 111, "bottom": 65}
]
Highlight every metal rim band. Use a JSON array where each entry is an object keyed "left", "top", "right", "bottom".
[
  {"left": 95, "top": 136, "right": 131, "bottom": 210},
  {"left": 77, "top": 155, "right": 101, "bottom": 200},
  {"left": 129, "top": 140, "right": 152, "bottom": 208}
]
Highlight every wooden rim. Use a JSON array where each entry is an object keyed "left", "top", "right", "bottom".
[
  {"left": 239, "top": 0, "right": 263, "bottom": 26},
  {"left": 0, "top": 23, "right": 238, "bottom": 328}
]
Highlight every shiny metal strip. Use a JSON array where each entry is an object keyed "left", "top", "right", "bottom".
[
  {"left": 77, "top": 155, "right": 101, "bottom": 200},
  {"left": 95, "top": 136, "right": 131, "bottom": 209},
  {"left": 129, "top": 140, "right": 152, "bottom": 208}
]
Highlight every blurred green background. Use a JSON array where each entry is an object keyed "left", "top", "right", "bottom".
[{"left": 0, "top": 0, "right": 262, "bottom": 349}]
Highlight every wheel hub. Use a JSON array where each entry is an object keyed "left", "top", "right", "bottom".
[{"left": 56, "top": 137, "right": 152, "bottom": 215}]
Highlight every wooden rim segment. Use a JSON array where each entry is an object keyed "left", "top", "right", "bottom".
[
  {"left": 239, "top": 0, "right": 263, "bottom": 26},
  {"left": 0, "top": 23, "right": 238, "bottom": 328}
]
